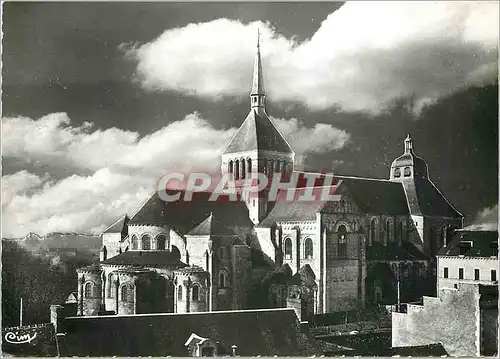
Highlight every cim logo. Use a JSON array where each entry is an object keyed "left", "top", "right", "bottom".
[{"left": 4, "top": 330, "right": 37, "bottom": 344}]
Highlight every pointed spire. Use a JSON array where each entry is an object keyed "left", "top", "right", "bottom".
[
  {"left": 404, "top": 134, "right": 413, "bottom": 154},
  {"left": 251, "top": 29, "right": 265, "bottom": 109}
]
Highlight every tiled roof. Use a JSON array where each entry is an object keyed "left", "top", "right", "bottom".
[
  {"left": 438, "top": 230, "right": 498, "bottom": 257},
  {"left": 102, "top": 214, "right": 129, "bottom": 234},
  {"left": 186, "top": 212, "right": 244, "bottom": 236},
  {"left": 101, "top": 250, "right": 186, "bottom": 269},
  {"left": 223, "top": 109, "right": 293, "bottom": 154},
  {"left": 129, "top": 191, "right": 253, "bottom": 235},
  {"left": 336, "top": 177, "right": 410, "bottom": 215},
  {"left": 406, "top": 177, "right": 462, "bottom": 218},
  {"left": 259, "top": 175, "right": 409, "bottom": 228},
  {"left": 366, "top": 242, "right": 428, "bottom": 261},
  {"left": 258, "top": 187, "right": 334, "bottom": 227},
  {"left": 58, "top": 308, "right": 313, "bottom": 357}
]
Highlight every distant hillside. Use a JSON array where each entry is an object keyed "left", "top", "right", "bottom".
[{"left": 3, "top": 232, "right": 102, "bottom": 254}]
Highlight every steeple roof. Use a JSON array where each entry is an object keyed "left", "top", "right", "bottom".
[
  {"left": 222, "top": 33, "right": 293, "bottom": 155},
  {"left": 223, "top": 110, "right": 294, "bottom": 154},
  {"left": 251, "top": 30, "right": 265, "bottom": 96}
]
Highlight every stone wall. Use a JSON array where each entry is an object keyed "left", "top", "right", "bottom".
[{"left": 392, "top": 283, "right": 481, "bottom": 356}]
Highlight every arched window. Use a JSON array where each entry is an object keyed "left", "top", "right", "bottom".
[
  {"left": 241, "top": 159, "right": 246, "bottom": 179},
  {"left": 394, "top": 168, "right": 401, "bottom": 178},
  {"left": 404, "top": 167, "right": 411, "bottom": 177},
  {"left": 178, "top": 285, "right": 183, "bottom": 301},
  {"left": 228, "top": 160, "right": 233, "bottom": 176},
  {"left": 282, "top": 162, "right": 287, "bottom": 174},
  {"left": 192, "top": 284, "right": 200, "bottom": 301},
  {"left": 142, "top": 235, "right": 151, "bottom": 250},
  {"left": 84, "top": 282, "right": 93, "bottom": 298},
  {"left": 276, "top": 160, "right": 281, "bottom": 173},
  {"left": 235, "top": 160, "right": 240, "bottom": 180},
  {"left": 304, "top": 238, "right": 313, "bottom": 259},
  {"left": 219, "top": 271, "right": 227, "bottom": 288},
  {"left": 107, "top": 273, "right": 115, "bottom": 298},
  {"left": 284, "top": 238, "right": 292, "bottom": 260},
  {"left": 156, "top": 235, "right": 167, "bottom": 250},
  {"left": 337, "top": 225, "right": 347, "bottom": 258},
  {"left": 247, "top": 158, "right": 252, "bottom": 174},
  {"left": 121, "top": 285, "right": 132, "bottom": 302},
  {"left": 369, "top": 219, "right": 377, "bottom": 246},
  {"left": 385, "top": 220, "right": 392, "bottom": 244},
  {"left": 131, "top": 235, "right": 139, "bottom": 250}
]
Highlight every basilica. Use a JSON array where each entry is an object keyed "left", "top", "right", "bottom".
[{"left": 75, "top": 38, "right": 463, "bottom": 321}]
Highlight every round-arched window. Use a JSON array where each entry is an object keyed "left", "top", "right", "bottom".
[
  {"left": 219, "top": 271, "right": 227, "bottom": 288},
  {"left": 369, "top": 219, "right": 377, "bottom": 245},
  {"left": 284, "top": 238, "right": 292, "bottom": 260},
  {"left": 121, "top": 285, "right": 132, "bottom": 302},
  {"left": 131, "top": 235, "right": 139, "bottom": 250},
  {"left": 84, "top": 282, "right": 93, "bottom": 298},
  {"left": 142, "top": 235, "right": 151, "bottom": 250},
  {"left": 178, "top": 285, "right": 183, "bottom": 301},
  {"left": 337, "top": 225, "right": 347, "bottom": 258},
  {"left": 304, "top": 238, "right": 313, "bottom": 259},
  {"left": 403, "top": 167, "right": 411, "bottom": 177},
  {"left": 192, "top": 284, "right": 200, "bottom": 301},
  {"left": 394, "top": 168, "right": 401, "bottom": 178},
  {"left": 156, "top": 235, "right": 167, "bottom": 250}
]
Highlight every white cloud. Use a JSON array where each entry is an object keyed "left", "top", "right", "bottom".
[
  {"left": 272, "top": 117, "right": 350, "bottom": 154},
  {"left": 2, "top": 112, "right": 348, "bottom": 237},
  {"left": 463, "top": 204, "right": 498, "bottom": 231},
  {"left": 123, "top": 1, "right": 498, "bottom": 114}
]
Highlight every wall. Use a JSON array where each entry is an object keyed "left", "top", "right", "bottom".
[
  {"left": 231, "top": 245, "right": 252, "bottom": 310},
  {"left": 102, "top": 233, "right": 122, "bottom": 260},
  {"left": 437, "top": 256, "right": 498, "bottom": 292},
  {"left": 392, "top": 283, "right": 481, "bottom": 356},
  {"left": 77, "top": 271, "right": 102, "bottom": 316}
]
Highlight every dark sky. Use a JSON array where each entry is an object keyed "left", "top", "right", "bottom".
[{"left": 2, "top": 2, "right": 498, "bottom": 236}]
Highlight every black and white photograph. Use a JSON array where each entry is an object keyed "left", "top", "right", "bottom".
[{"left": 1, "top": 1, "right": 499, "bottom": 357}]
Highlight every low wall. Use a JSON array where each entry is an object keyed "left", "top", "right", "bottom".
[{"left": 392, "top": 284, "right": 480, "bottom": 357}]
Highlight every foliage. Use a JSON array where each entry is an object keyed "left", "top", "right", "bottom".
[{"left": 2, "top": 239, "right": 94, "bottom": 327}]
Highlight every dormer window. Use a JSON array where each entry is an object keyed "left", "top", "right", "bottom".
[
  {"left": 459, "top": 241, "right": 473, "bottom": 255},
  {"left": 403, "top": 167, "right": 411, "bottom": 177},
  {"left": 394, "top": 168, "right": 401, "bottom": 178}
]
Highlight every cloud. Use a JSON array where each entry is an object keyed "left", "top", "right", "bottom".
[
  {"left": 463, "top": 204, "right": 498, "bottom": 231},
  {"left": 122, "top": 2, "right": 498, "bottom": 114},
  {"left": 272, "top": 117, "right": 350, "bottom": 154},
  {"left": 2, "top": 112, "right": 348, "bottom": 237}
]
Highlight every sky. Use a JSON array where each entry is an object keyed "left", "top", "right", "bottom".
[{"left": 2, "top": 1, "right": 499, "bottom": 237}]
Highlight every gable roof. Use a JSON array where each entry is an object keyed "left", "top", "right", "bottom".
[
  {"left": 405, "top": 177, "right": 463, "bottom": 218},
  {"left": 223, "top": 109, "right": 293, "bottom": 154},
  {"left": 336, "top": 176, "right": 410, "bottom": 215},
  {"left": 438, "top": 230, "right": 498, "bottom": 257},
  {"left": 102, "top": 214, "right": 129, "bottom": 234},
  {"left": 57, "top": 308, "right": 313, "bottom": 357},
  {"left": 100, "top": 250, "right": 186, "bottom": 269},
  {"left": 186, "top": 212, "right": 243, "bottom": 236},
  {"left": 129, "top": 191, "right": 253, "bottom": 235}
]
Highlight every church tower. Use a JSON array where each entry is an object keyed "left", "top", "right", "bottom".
[
  {"left": 221, "top": 32, "right": 295, "bottom": 224},
  {"left": 389, "top": 134, "right": 463, "bottom": 256}
]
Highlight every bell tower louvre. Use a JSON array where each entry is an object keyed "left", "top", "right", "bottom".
[{"left": 220, "top": 31, "right": 295, "bottom": 224}]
